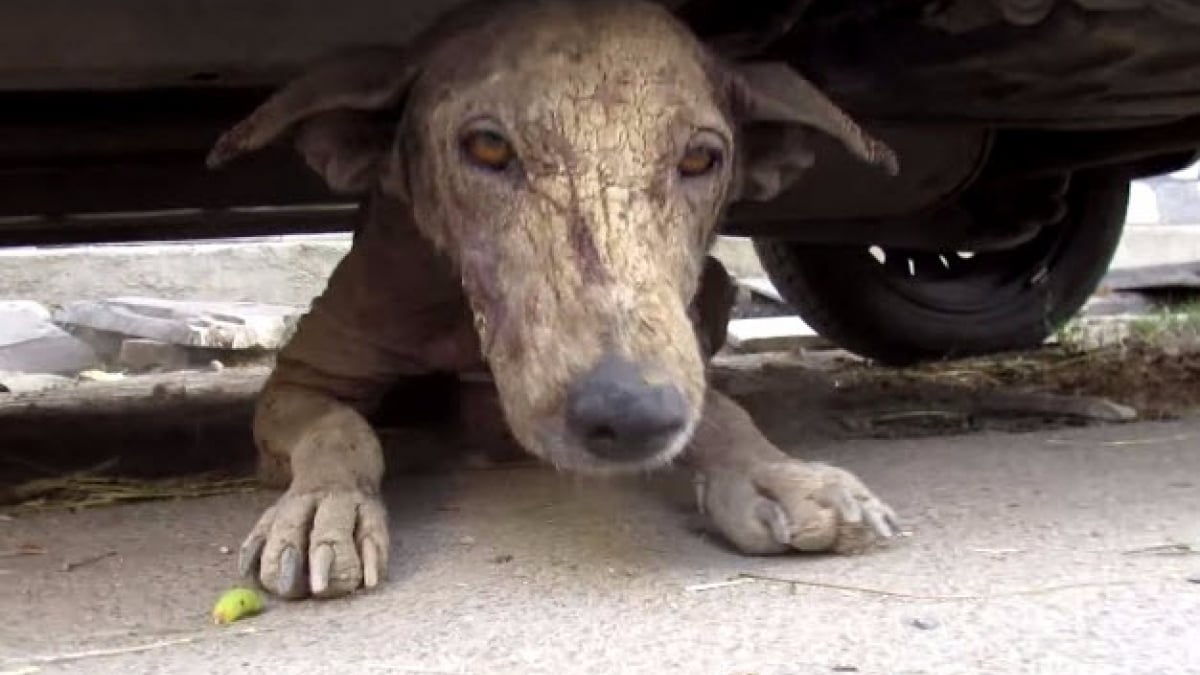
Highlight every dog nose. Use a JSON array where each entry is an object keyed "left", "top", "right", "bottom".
[{"left": 566, "top": 354, "right": 689, "bottom": 462}]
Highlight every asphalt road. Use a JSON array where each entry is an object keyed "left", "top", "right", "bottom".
[{"left": 2, "top": 416, "right": 1199, "bottom": 674}]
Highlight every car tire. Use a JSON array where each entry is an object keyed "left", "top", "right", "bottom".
[{"left": 753, "top": 169, "right": 1130, "bottom": 365}]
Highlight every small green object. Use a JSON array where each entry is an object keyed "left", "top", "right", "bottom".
[{"left": 212, "top": 586, "right": 264, "bottom": 625}]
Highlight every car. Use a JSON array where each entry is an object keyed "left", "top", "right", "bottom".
[{"left": 1, "top": 0, "right": 1197, "bottom": 364}]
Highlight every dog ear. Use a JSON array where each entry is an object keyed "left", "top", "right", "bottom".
[
  {"left": 207, "top": 47, "right": 418, "bottom": 195},
  {"left": 288, "top": 110, "right": 396, "bottom": 195},
  {"left": 727, "top": 61, "right": 899, "bottom": 202}
]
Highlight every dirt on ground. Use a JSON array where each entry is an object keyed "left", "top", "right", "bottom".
[
  {"left": 3, "top": 340, "right": 1200, "bottom": 507},
  {"left": 717, "top": 341, "right": 1200, "bottom": 444},
  {"left": 891, "top": 345, "right": 1200, "bottom": 418}
]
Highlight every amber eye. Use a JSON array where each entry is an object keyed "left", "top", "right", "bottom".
[
  {"left": 678, "top": 145, "right": 722, "bottom": 178},
  {"left": 461, "top": 129, "right": 516, "bottom": 171}
]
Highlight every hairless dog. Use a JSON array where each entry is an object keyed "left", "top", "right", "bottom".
[{"left": 209, "top": 0, "right": 901, "bottom": 599}]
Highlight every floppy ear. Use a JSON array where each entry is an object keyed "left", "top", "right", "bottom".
[
  {"left": 206, "top": 47, "right": 419, "bottom": 195},
  {"left": 289, "top": 110, "right": 396, "bottom": 195},
  {"left": 728, "top": 61, "right": 900, "bottom": 202}
]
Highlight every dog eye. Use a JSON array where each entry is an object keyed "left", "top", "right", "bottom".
[
  {"left": 678, "top": 145, "right": 722, "bottom": 178},
  {"left": 462, "top": 130, "right": 516, "bottom": 171}
]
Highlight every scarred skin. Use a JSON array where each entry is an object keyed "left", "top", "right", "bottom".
[{"left": 211, "top": 0, "right": 902, "bottom": 599}]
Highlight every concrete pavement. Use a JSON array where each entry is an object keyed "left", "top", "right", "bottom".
[
  {"left": 2, "top": 417, "right": 1199, "bottom": 674},
  {"left": 5, "top": 221, "right": 1200, "bottom": 312}
]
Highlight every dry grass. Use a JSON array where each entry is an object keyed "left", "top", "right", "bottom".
[{"left": 2, "top": 466, "right": 258, "bottom": 511}]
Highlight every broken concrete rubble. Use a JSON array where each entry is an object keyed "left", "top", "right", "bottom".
[
  {"left": 0, "top": 300, "right": 100, "bottom": 375},
  {"left": 0, "top": 371, "right": 74, "bottom": 395},
  {"left": 117, "top": 338, "right": 193, "bottom": 373},
  {"left": 726, "top": 316, "right": 830, "bottom": 352},
  {"left": 54, "top": 297, "right": 302, "bottom": 350}
]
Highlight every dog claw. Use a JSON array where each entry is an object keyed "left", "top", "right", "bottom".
[
  {"left": 756, "top": 501, "right": 793, "bottom": 546},
  {"left": 278, "top": 546, "right": 302, "bottom": 596},
  {"left": 310, "top": 543, "right": 335, "bottom": 595},
  {"left": 362, "top": 539, "right": 380, "bottom": 589},
  {"left": 869, "top": 505, "right": 903, "bottom": 538},
  {"left": 826, "top": 485, "right": 863, "bottom": 525},
  {"left": 239, "top": 533, "right": 265, "bottom": 578}
]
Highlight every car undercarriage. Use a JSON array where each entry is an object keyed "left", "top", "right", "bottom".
[{"left": 1, "top": 0, "right": 1197, "bottom": 361}]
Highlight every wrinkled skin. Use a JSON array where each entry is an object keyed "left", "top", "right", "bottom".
[{"left": 211, "top": 0, "right": 902, "bottom": 599}]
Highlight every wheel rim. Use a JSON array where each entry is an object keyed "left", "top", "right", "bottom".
[
  {"left": 861, "top": 239, "right": 1057, "bottom": 315},
  {"left": 754, "top": 169, "right": 1129, "bottom": 364},
  {"left": 854, "top": 176, "right": 1082, "bottom": 316}
]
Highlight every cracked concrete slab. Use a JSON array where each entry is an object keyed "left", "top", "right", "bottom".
[
  {"left": 2, "top": 419, "right": 1198, "bottom": 674},
  {"left": 0, "top": 301, "right": 99, "bottom": 375},
  {"left": 54, "top": 298, "right": 300, "bottom": 350}
]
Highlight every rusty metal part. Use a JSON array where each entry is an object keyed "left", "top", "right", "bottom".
[
  {"left": 786, "top": 0, "right": 1200, "bottom": 125},
  {"left": 727, "top": 205, "right": 1045, "bottom": 251},
  {"left": 984, "top": 116, "right": 1200, "bottom": 178},
  {"left": 0, "top": 205, "right": 356, "bottom": 247},
  {"left": 677, "top": 0, "right": 815, "bottom": 58},
  {"left": 731, "top": 124, "right": 992, "bottom": 223},
  {"left": 0, "top": 0, "right": 1198, "bottom": 248}
]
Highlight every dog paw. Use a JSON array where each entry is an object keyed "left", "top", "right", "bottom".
[
  {"left": 696, "top": 460, "right": 900, "bottom": 555},
  {"left": 239, "top": 488, "right": 389, "bottom": 599}
]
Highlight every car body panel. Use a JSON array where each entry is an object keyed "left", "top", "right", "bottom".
[{"left": 0, "top": 0, "right": 1197, "bottom": 245}]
